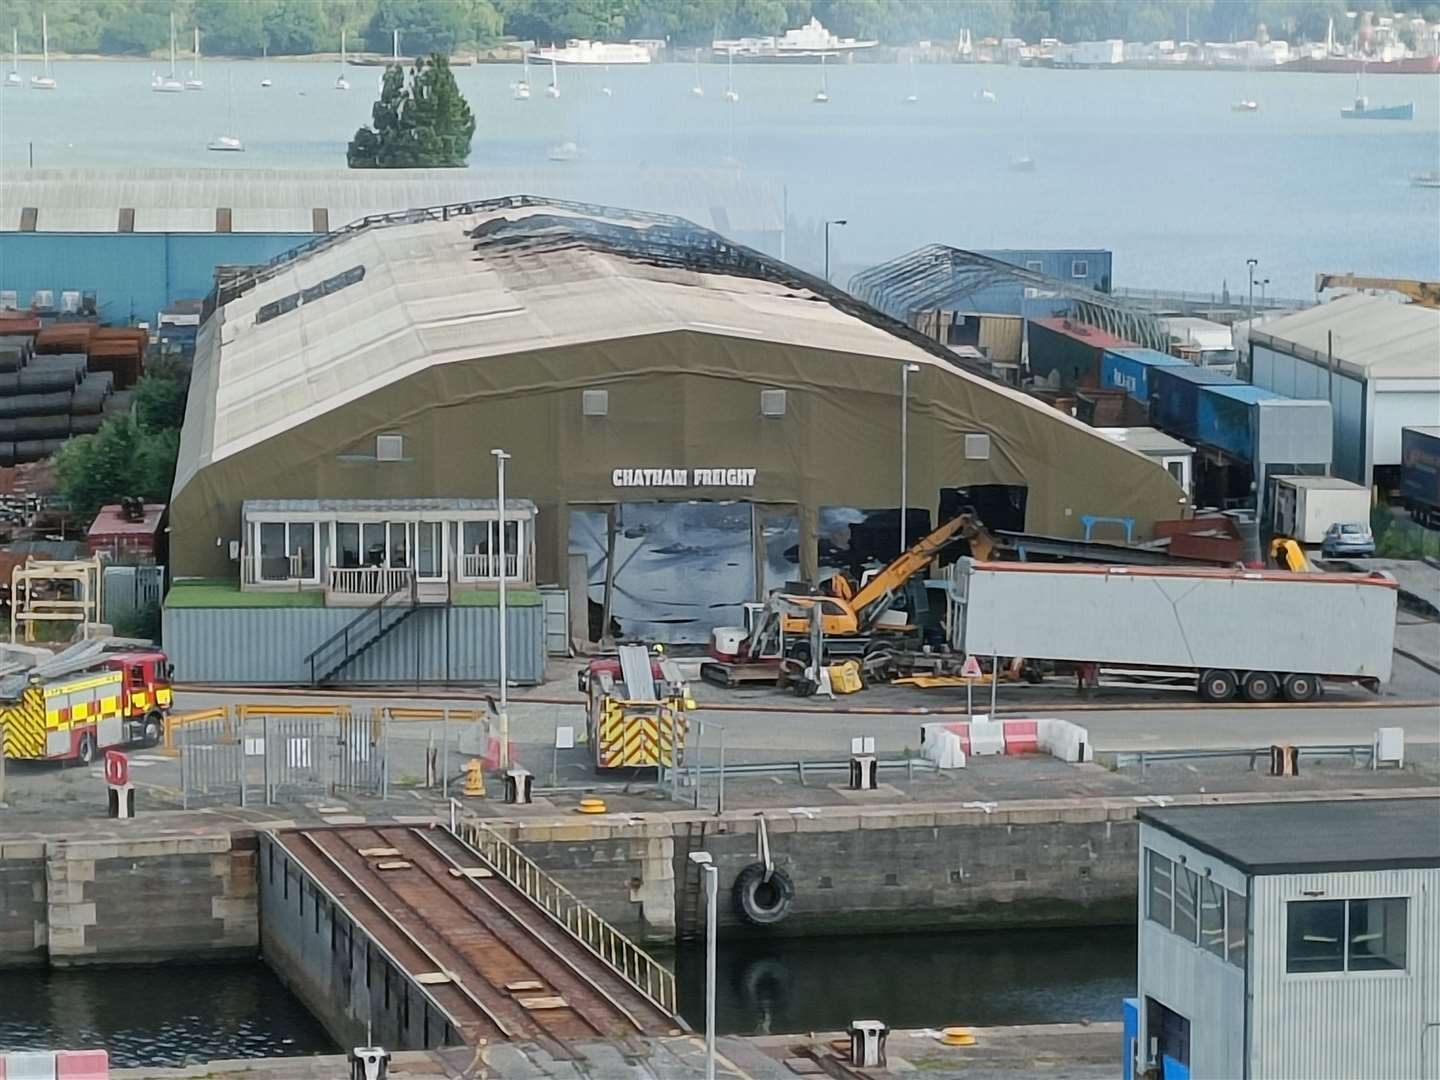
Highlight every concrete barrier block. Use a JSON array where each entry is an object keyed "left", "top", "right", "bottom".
[
  {"left": 56, "top": 1048, "right": 109, "bottom": 1078},
  {"left": 4, "top": 1050, "right": 58, "bottom": 1079},
  {"left": 968, "top": 718, "right": 1005, "bottom": 756}
]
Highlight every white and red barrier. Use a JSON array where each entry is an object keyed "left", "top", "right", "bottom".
[
  {"left": 920, "top": 717, "right": 1092, "bottom": 768},
  {"left": 0, "top": 1050, "right": 108, "bottom": 1079}
]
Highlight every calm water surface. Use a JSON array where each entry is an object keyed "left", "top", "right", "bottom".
[
  {"left": 1, "top": 60, "right": 1437, "bottom": 296},
  {"left": 0, "top": 962, "right": 335, "bottom": 1066}
]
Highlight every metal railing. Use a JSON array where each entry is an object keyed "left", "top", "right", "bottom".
[
  {"left": 328, "top": 566, "right": 414, "bottom": 596},
  {"left": 160, "top": 706, "right": 231, "bottom": 757},
  {"left": 450, "top": 814, "right": 677, "bottom": 1018},
  {"left": 304, "top": 582, "right": 415, "bottom": 684},
  {"left": 1114, "top": 743, "right": 1377, "bottom": 773}
]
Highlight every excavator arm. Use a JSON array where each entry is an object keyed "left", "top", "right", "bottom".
[
  {"left": 849, "top": 513, "right": 993, "bottom": 617},
  {"left": 1315, "top": 274, "right": 1440, "bottom": 309}
]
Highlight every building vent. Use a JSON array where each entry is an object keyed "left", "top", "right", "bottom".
[
  {"left": 582, "top": 389, "right": 609, "bottom": 417},
  {"left": 964, "top": 433, "right": 991, "bottom": 460},
  {"left": 760, "top": 389, "right": 787, "bottom": 417},
  {"left": 216, "top": 207, "right": 233, "bottom": 233},
  {"left": 312, "top": 208, "right": 329, "bottom": 233},
  {"left": 19, "top": 207, "right": 38, "bottom": 232},
  {"left": 375, "top": 434, "right": 405, "bottom": 461},
  {"left": 118, "top": 208, "right": 135, "bottom": 233}
]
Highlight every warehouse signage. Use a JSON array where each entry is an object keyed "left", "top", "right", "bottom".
[{"left": 611, "top": 468, "right": 757, "bottom": 488}]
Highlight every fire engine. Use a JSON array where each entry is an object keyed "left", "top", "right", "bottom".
[
  {"left": 578, "top": 644, "right": 693, "bottom": 772},
  {"left": 1, "top": 643, "right": 173, "bottom": 764}
]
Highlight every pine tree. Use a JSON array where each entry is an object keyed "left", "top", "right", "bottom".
[{"left": 347, "top": 55, "right": 474, "bottom": 169}]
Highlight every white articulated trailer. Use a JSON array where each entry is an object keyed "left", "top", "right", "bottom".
[{"left": 946, "top": 559, "right": 1398, "bottom": 701}]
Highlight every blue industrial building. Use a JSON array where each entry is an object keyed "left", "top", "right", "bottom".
[
  {"left": 0, "top": 167, "right": 785, "bottom": 325},
  {"left": 977, "top": 249, "right": 1113, "bottom": 295}
]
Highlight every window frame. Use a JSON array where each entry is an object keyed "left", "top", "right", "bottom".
[
  {"left": 1146, "top": 850, "right": 1174, "bottom": 930},
  {"left": 1071, "top": 259, "right": 1089, "bottom": 279},
  {"left": 253, "top": 519, "right": 320, "bottom": 584},
  {"left": 1285, "top": 896, "right": 1409, "bottom": 977}
]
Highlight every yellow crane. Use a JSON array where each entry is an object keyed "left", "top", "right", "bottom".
[{"left": 1314, "top": 274, "right": 1440, "bottom": 309}]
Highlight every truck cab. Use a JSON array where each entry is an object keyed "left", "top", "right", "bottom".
[{"left": 104, "top": 650, "right": 173, "bottom": 746}]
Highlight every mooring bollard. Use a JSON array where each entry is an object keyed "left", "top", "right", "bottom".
[{"left": 848, "top": 1020, "right": 888, "bottom": 1067}]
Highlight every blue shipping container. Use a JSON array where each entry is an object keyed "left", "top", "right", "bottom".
[
  {"left": 1100, "top": 347, "right": 1187, "bottom": 403},
  {"left": 1198, "top": 384, "right": 1283, "bottom": 460},
  {"left": 1150, "top": 365, "right": 1235, "bottom": 441}
]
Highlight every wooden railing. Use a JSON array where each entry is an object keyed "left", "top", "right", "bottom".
[
  {"left": 460, "top": 552, "right": 520, "bottom": 579},
  {"left": 451, "top": 814, "right": 678, "bottom": 1018}
]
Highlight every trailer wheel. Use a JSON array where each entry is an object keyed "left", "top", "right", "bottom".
[
  {"left": 1241, "top": 671, "right": 1280, "bottom": 703},
  {"left": 76, "top": 733, "right": 97, "bottom": 765},
  {"left": 142, "top": 711, "right": 164, "bottom": 747},
  {"left": 1281, "top": 673, "right": 1321, "bottom": 703},
  {"left": 1199, "top": 669, "right": 1237, "bottom": 702}
]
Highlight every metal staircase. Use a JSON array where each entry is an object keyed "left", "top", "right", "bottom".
[{"left": 305, "top": 583, "right": 417, "bottom": 684}]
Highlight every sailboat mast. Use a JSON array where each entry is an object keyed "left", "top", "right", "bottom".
[
  {"left": 169, "top": 12, "right": 176, "bottom": 75},
  {"left": 42, "top": 12, "right": 49, "bottom": 71}
]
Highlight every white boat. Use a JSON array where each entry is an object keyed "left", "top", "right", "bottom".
[
  {"left": 547, "top": 140, "right": 581, "bottom": 161},
  {"left": 723, "top": 49, "right": 739, "bottom": 102},
  {"left": 6, "top": 30, "right": 21, "bottom": 87},
  {"left": 185, "top": 28, "right": 204, "bottom": 90},
  {"left": 713, "top": 18, "right": 877, "bottom": 61},
  {"left": 976, "top": 87, "right": 996, "bottom": 103},
  {"left": 30, "top": 13, "right": 55, "bottom": 89},
  {"left": 601, "top": 63, "right": 613, "bottom": 96},
  {"left": 512, "top": 52, "right": 531, "bottom": 99},
  {"left": 904, "top": 55, "right": 917, "bottom": 103},
  {"left": 690, "top": 53, "right": 704, "bottom": 97},
  {"left": 527, "top": 39, "right": 650, "bottom": 65},
  {"left": 1232, "top": 99, "right": 1259, "bottom": 112},
  {"left": 545, "top": 58, "right": 560, "bottom": 98},
  {"left": 813, "top": 52, "right": 829, "bottom": 103},
  {"left": 1411, "top": 171, "right": 1440, "bottom": 189},
  {"left": 335, "top": 30, "right": 350, "bottom": 90},
  {"left": 260, "top": 45, "right": 272, "bottom": 87},
  {"left": 1009, "top": 154, "right": 1036, "bottom": 172},
  {"left": 153, "top": 13, "right": 183, "bottom": 92},
  {"left": 208, "top": 73, "right": 243, "bottom": 152}
]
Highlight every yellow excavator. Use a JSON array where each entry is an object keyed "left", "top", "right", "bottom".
[
  {"left": 742, "top": 512, "right": 995, "bottom": 664},
  {"left": 1315, "top": 274, "right": 1440, "bottom": 309},
  {"left": 1269, "top": 536, "right": 1317, "bottom": 573}
]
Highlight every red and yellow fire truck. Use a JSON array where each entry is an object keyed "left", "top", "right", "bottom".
[{"left": 1, "top": 649, "right": 173, "bottom": 764}]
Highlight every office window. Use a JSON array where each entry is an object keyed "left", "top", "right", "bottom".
[
  {"left": 1025, "top": 259, "right": 1043, "bottom": 272},
  {"left": 1226, "top": 888, "right": 1247, "bottom": 968},
  {"left": 1166, "top": 460, "right": 1185, "bottom": 486},
  {"left": 1287, "top": 900, "right": 1345, "bottom": 973},
  {"left": 1199, "top": 878, "right": 1226, "bottom": 959},
  {"left": 1146, "top": 851, "right": 1173, "bottom": 929},
  {"left": 1348, "top": 898, "right": 1406, "bottom": 971},
  {"left": 1071, "top": 259, "right": 1089, "bottom": 279},
  {"left": 1173, "top": 866, "right": 1199, "bottom": 944},
  {"left": 376, "top": 434, "right": 404, "bottom": 461}
]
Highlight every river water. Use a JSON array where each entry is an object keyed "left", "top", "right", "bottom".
[
  {"left": 1, "top": 59, "right": 1436, "bottom": 297},
  {"left": 0, "top": 928, "right": 1134, "bottom": 1064}
]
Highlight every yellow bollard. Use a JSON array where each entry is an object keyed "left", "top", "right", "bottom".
[
  {"left": 463, "top": 759, "right": 486, "bottom": 798},
  {"left": 577, "top": 797, "right": 607, "bottom": 815},
  {"left": 941, "top": 1027, "right": 976, "bottom": 1046}
]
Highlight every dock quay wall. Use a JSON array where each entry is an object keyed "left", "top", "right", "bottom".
[
  {"left": 0, "top": 833, "right": 257, "bottom": 969},
  {"left": 495, "top": 799, "right": 1143, "bottom": 941}
]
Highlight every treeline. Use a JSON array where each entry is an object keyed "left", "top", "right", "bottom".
[{"left": 3, "top": 0, "right": 1433, "bottom": 57}]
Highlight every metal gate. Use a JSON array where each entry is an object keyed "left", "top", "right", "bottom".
[{"left": 179, "top": 709, "right": 387, "bottom": 808}]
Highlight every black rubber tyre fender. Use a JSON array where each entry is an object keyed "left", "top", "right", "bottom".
[{"left": 732, "top": 862, "right": 795, "bottom": 927}]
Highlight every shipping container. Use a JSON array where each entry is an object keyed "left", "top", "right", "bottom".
[
  {"left": 1027, "top": 317, "right": 1135, "bottom": 388},
  {"left": 1197, "top": 384, "right": 1282, "bottom": 460},
  {"left": 1150, "top": 365, "right": 1233, "bottom": 441},
  {"left": 1100, "top": 347, "right": 1187, "bottom": 403},
  {"left": 1270, "top": 475, "right": 1373, "bottom": 543},
  {"left": 947, "top": 558, "right": 1396, "bottom": 699},
  {"left": 1400, "top": 426, "right": 1440, "bottom": 529}
]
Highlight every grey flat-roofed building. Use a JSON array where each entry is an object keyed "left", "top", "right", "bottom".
[{"left": 1134, "top": 798, "right": 1440, "bottom": 1080}]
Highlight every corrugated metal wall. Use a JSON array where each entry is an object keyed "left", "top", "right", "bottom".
[
  {"left": 1251, "top": 868, "right": 1438, "bottom": 1080},
  {"left": 162, "top": 606, "right": 545, "bottom": 685}
]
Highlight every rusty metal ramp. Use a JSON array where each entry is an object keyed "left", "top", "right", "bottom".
[{"left": 272, "top": 821, "right": 683, "bottom": 1054}]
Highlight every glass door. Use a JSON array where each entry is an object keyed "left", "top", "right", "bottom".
[{"left": 417, "top": 521, "right": 445, "bottom": 580}]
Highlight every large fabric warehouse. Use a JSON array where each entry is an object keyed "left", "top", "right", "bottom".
[{"left": 171, "top": 196, "right": 1184, "bottom": 644}]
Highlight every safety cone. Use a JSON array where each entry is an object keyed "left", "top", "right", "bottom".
[{"left": 463, "top": 759, "right": 486, "bottom": 798}]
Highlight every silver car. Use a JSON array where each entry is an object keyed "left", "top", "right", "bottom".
[{"left": 1321, "top": 521, "right": 1376, "bottom": 558}]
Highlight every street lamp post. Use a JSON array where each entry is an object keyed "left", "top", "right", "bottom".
[
  {"left": 1258, "top": 278, "right": 1270, "bottom": 307},
  {"left": 491, "top": 448, "right": 512, "bottom": 768},
  {"left": 1245, "top": 257, "right": 1258, "bottom": 327},
  {"left": 688, "top": 851, "right": 718, "bottom": 1080},
  {"left": 824, "top": 218, "right": 847, "bottom": 283},
  {"left": 900, "top": 362, "right": 921, "bottom": 553}
]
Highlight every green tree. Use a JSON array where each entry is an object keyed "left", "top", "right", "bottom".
[
  {"left": 133, "top": 364, "right": 190, "bottom": 432},
  {"left": 99, "top": 7, "right": 169, "bottom": 54},
  {"left": 265, "top": 0, "right": 330, "bottom": 53},
  {"left": 349, "top": 55, "right": 473, "bottom": 167},
  {"left": 365, "top": 0, "right": 467, "bottom": 53},
  {"left": 193, "top": 0, "right": 274, "bottom": 55}
]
